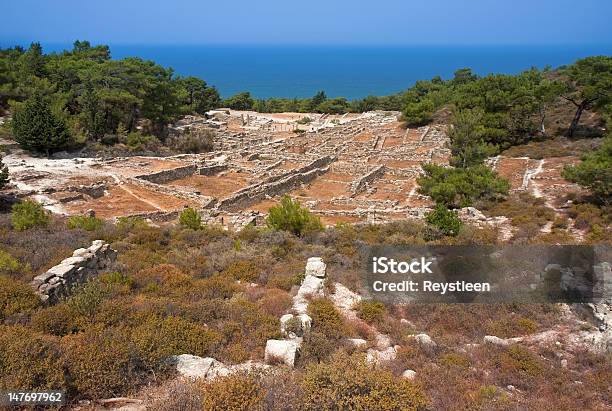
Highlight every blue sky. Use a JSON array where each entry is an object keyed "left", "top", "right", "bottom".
[{"left": 2, "top": 0, "right": 611, "bottom": 46}]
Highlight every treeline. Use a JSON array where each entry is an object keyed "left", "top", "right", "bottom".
[
  {"left": 0, "top": 41, "right": 220, "bottom": 152},
  {"left": 221, "top": 90, "right": 405, "bottom": 114}
]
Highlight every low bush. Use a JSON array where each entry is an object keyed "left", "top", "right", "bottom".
[
  {"left": 355, "top": 300, "right": 387, "bottom": 325},
  {"left": 222, "top": 260, "right": 261, "bottom": 282},
  {"left": 0, "top": 248, "right": 22, "bottom": 277},
  {"left": 179, "top": 207, "right": 202, "bottom": 230},
  {"left": 425, "top": 205, "right": 463, "bottom": 236},
  {"left": 0, "top": 276, "right": 40, "bottom": 321},
  {"left": 67, "top": 215, "right": 103, "bottom": 231},
  {"left": 11, "top": 200, "right": 50, "bottom": 231},
  {"left": 301, "top": 352, "right": 429, "bottom": 410},
  {"left": 0, "top": 325, "right": 67, "bottom": 391},
  {"left": 307, "top": 298, "right": 345, "bottom": 340},
  {"left": 266, "top": 195, "right": 323, "bottom": 237},
  {"left": 201, "top": 372, "right": 264, "bottom": 411}
]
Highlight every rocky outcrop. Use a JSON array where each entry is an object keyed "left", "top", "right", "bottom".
[{"left": 30, "top": 240, "right": 117, "bottom": 303}]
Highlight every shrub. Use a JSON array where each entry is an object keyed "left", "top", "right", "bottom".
[
  {"left": 30, "top": 303, "right": 79, "bottom": 336},
  {"left": 493, "top": 344, "right": 543, "bottom": 387},
  {"left": 61, "top": 326, "right": 144, "bottom": 399},
  {"left": 11, "top": 200, "right": 50, "bottom": 230},
  {"left": 67, "top": 215, "right": 103, "bottom": 231},
  {"left": 125, "top": 131, "right": 160, "bottom": 151},
  {"left": 172, "top": 129, "right": 214, "bottom": 153},
  {"left": 0, "top": 325, "right": 67, "bottom": 391},
  {"left": 131, "top": 315, "right": 222, "bottom": 369},
  {"left": 418, "top": 163, "right": 509, "bottom": 208},
  {"left": 222, "top": 260, "right": 261, "bottom": 282},
  {"left": 355, "top": 300, "right": 387, "bottom": 325},
  {"left": 0, "top": 276, "right": 40, "bottom": 321},
  {"left": 179, "top": 207, "right": 202, "bottom": 230},
  {"left": 266, "top": 195, "right": 323, "bottom": 237},
  {"left": 307, "top": 298, "right": 345, "bottom": 340},
  {"left": 301, "top": 330, "right": 340, "bottom": 364},
  {"left": 301, "top": 352, "right": 428, "bottom": 411},
  {"left": 425, "top": 205, "right": 463, "bottom": 236},
  {"left": 201, "top": 372, "right": 264, "bottom": 411},
  {"left": 0, "top": 248, "right": 22, "bottom": 277}
]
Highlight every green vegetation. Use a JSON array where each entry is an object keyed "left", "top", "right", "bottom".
[
  {"left": 417, "top": 164, "right": 509, "bottom": 208},
  {"left": 425, "top": 205, "right": 463, "bottom": 236},
  {"left": 0, "top": 153, "right": 8, "bottom": 189},
  {"left": 179, "top": 207, "right": 202, "bottom": 230},
  {"left": 355, "top": 300, "right": 387, "bottom": 325},
  {"left": 11, "top": 200, "right": 50, "bottom": 230},
  {"left": 563, "top": 133, "right": 611, "bottom": 205},
  {"left": 67, "top": 215, "right": 103, "bottom": 231},
  {"left": 12, "top": 92, "right": 71, "bottom": 154},
  {"left": 266, "top": 195, "right": 323, "bottom": 236},
  {"left": 0, "top": 41, "right": 220, "bottom": 150}
]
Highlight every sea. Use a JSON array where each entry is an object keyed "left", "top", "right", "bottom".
[{"left": 15, "top": 43, "right": 612, "bottom": 100}]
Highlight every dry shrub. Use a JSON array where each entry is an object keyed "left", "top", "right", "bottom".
[
  {"left": 261, "top": 370, "right": 301, "bottom": 411},
  {"left": 301, "top": 352, "right": 428, "bottom": 411},
  {"left": 355, "top": 300, "right": 387, "bottom": 325},
  {"left": 201, "top": 372, "right": 264, "bottom": 411},
  {"left": 61, "top": 326, "right": 144, "bottom": 399},
  {"left": 193, "top": 274, "right": 238, "bottom": 299},
  {"left": 307, "top": 297, "right": 345, "bottom": 339},
  {"left": 131, "top": 315, "right": 222, "bottom": 369},
  {"left": 146, "top": 379, "right": 202, "bottom": 411},
  {"left": 491, "top": 344, "right": 543, "bottom": 388},
  {"left": 258, "top": 288, "right": 292, "bottom": 317},
  {"left": 30, "top": 303, "right": 79, "bottom": 336},
  {"left": 134, "top": 264, "right": 193, "bottom": 290},
  {"left": 0, "top": 275, "right": 40, "bottom": 321},
  {"left": 0, "top": 325, "right": 66, "bottom": 391},
  {"left": 222, "top": 260, "right": 262, "bottom": 282}
]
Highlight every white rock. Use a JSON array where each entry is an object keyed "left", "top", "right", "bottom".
[
  {"left": 366, "top": 346, "right": 397, "bottom": 364},
  {"left": 401, "top": 369, "right": 417, "bottom": 380},
  {"left": 171, "top": 354, "right": 228, "bottom": 380},
  {"left": 400, "top": 318, "right": 415, "bottom": 327},
  {"left": 298, "top": 313, "right": 312, "bottom": 331},
  {"left": 484, "top": 335, "right": 510, "bottom": 347},
  {"left": 414, "top": 333, "right": 437, "bottom": 351},
  {"left": 264, "top": 339, "right": 300, "bottom": 367},
  {"left": 330, "top": 282, "right": 361, "bottom": 313},
  {"left": 296, "top": 275, "right": 325, "bottom": 300},
  {"left": 280, "top": 314, "right": 294, "bottom": 334},
  {"left": 305, "top": 257, "right": 326, "bottom": 278}
]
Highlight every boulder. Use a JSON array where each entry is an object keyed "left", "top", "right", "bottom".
[
  {"left": 298, "top": 274, "right": 325, "bottom": 298},
  {"left": 414, "top": 333, "right": 437, "bottom": 352},
  {"left": 264, "top": 339, "right": 300, "bottom": 367},
  {"left": 366, "top": 346, "right": 397, "bottom": 364},
  {"left": 347, "top": 338, "right": 367, "bottom": 348}
]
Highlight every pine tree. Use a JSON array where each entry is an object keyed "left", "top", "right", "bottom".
[
  {"left": 0, "top": 153, "right": 8, "bottom": 189},
  {"left": 12, "top": 93, "right": 70, "bottom": 155}
]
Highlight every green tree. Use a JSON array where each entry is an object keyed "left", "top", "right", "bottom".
[
  {"left": 0, "top": 153, "right": 8, "bottom": 189},
  {"left": 448, "top": 109, "right": 497, "bottom": 168},
  {"left": 179, "top": 207, "right": 202, "bottom": 230},
  {"left": 563, "top": 133, "right": 611, "bottom": 205},
  {"left": 309, "top": 90, "right": 327, "bottom": 111},
  {"left": 266, "top": 195, "right": 323, "bottom": 236},
  {"left": 403, "top": 98, "right": 435, "bottom": 126},
  {"left": 561, "top": 56, "right": 612, "bottom": 137},
  {"left": 224, "top": 92, "right": 254, "bottom": 110},
  {"left": 12, "top": 93, "right": 71, "bottom": 154}
]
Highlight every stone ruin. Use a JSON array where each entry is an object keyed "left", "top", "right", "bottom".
[
  {"left": 264, "top": 257, "right": 327, "bottom": 367},
  {"left": 30, "top": 240, "right": 117, "bottom": 303}
]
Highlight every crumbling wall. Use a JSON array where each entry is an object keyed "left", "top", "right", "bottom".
[
  {"left": 30, "top": 240, "right": 117, "bottom": 303},
  {"left": 135, "top": 164, "right": 197, "bottom": 184},
  {"left": 217, "top": 156, "right": 335, "bottom": 211},
  {"left": 350, "top": 165, "right": 386, "bottom": 195}
]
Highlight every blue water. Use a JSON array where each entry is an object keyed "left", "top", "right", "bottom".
[{"left": 25, "top": 44, "right": 612, "bottom": 99}]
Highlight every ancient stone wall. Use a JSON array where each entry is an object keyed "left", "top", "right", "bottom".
[
  {"left": 135, "top": 164, "right": 197, "bottom": 184},
  {"left": 30, "top": 240, "right": 117, "bottom": 303},
  {"left": 350, "top": 165, "right": 386, "bottom": 195}
]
